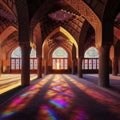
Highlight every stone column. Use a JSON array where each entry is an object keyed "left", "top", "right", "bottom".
[
  {"left": 44, "top": 59, "right": 48, "bottom": 75},
  {"left": 37, "top": 56, "right": 42, "bottom": 78},
  {"left": 112, "top": 57, "right": 118, "bottom": 76},
  {"left": 98, "top": 45, "right": 110, "bottom": 87},
  {"left": 72, "top": 60, "right": 75, "bottom": 74},
  {"left": 20, "top": 42, "right": 31, "bottom": 86},
  {"left": 78, "top": 57, "right": 83, "bottom": 78}
]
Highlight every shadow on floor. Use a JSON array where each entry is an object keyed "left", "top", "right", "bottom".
[
  {"left": 0, "top": 86, "right": 24, "bottom": 105},
  {"left": 0, "top": 78, "right": 39, "bottom": 105},
  {"left": 83, "top": 74, "right": 120, "bottom": 95}
]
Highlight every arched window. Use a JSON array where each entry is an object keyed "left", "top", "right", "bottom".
[
  {"left": 84, "top": 47, "right": 99, "bottom": 58},
  {"left": 52, "top": 47, "right": 68, "bottom": 70},
  {"left": 11, "top": 47, "right": 21, "bottom": 58},
  {"left": 82, "top": 47, "right": 99, "bottom": 70},
  {"left": 11, "top": 47, "right": 37, "bottom": 72}
]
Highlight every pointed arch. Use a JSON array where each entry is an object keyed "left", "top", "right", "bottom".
[
  {"left": 64, "top": 0, "right": 102, "bottom": 47},
  {"left": 43, "top": 26, "right": 78, "bottom": 58},
  {"left": 0, "top": 26, "right": 17, "bottom": 45},
  {"left": 84, "top": 47, "right": 99, "bottom": 58}
]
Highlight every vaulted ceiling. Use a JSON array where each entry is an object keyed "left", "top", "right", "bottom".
[{"left": 0, "top": 0, "right": 120, "bottom": 55}]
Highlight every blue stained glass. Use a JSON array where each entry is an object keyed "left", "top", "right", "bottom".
[
  {"left": 11, "top": 47, "right": 36, "bottom": 58},
  {"left": 11, "top": 47, "right": 21, "bottom": 58},
  {"left": 52, "top": 47, "right": 68, "bottom": 58},
  {"left": 30, "top": 48, "right": 36, "bottom": 58},
  {"left": 84, "top": 47, "right": 99, "bottom": 58}
]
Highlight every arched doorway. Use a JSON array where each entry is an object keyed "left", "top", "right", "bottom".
[
  {"left": 11, "top": 47, "right": 37, "bottom": 73},
  {"left": 82, "top": 47, "right": 99, "bottom": 73},
  {"left": 52, "top": 47, "right": 68, "bottom": 73}
]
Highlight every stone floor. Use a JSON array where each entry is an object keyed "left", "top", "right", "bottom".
[{"left": 0, "top": 74, "right": 120, "bottom": 120}]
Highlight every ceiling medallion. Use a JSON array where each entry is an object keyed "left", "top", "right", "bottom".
[{"left": 48, "top": 9, "right": 74, "bottom": 22}]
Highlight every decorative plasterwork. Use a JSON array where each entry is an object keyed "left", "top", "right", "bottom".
[
  {"left": 64, "top": 0, "right": 100, "bottom": 25},
  {"left": 0, "top": 7, "right": 16, "bottom": 22},
  {"left": 48, "top": 9, "right": 75, "bottom": 22},
  {"left": 64, "top": 0, "right": 102, "bottom": 47}
]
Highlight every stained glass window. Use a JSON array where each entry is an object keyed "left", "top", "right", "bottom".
[
  {"left": 11, "top": 47, "right": 21, "bottom": 58},
  {"left": 84, "top": 47, "right": 99, "bottom": 58},
  {"left": 82, "top": 47, "right": 99, "bottom": 70},
  {"left": 11, "top": 47, "right": 37, "bottom": 71},
  {"left": 30, "top": 48, "right": 36, "bottom": 58},
  {"left": 11, "top": 47, "right": 36, "bottom": 58},
  {"left": 52, "top": 47, "right": 68, "bottom": 70},
  {"left": 52, "top": 47, "right": 68, "bottom": 58}
]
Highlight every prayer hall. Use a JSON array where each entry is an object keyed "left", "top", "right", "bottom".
[{"left": 0, "top": 0, "right": 120, "bottom": 120}]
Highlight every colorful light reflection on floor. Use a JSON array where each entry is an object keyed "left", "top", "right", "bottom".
[
  {"left": 64, "top": 75, "right": 120, "bottom": 118},
  {"left": 0, "top": 75, "right": 53, "bottom": 119},
  {"left": 0, "top": 74, "right": 120, "bottom": 120}
]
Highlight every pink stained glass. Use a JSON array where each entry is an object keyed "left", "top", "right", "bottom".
[
  {"left": 52, "top": 47, "right": 68, "bottom": 70},
  {"left": 52, "top": 47, "right": 68, "bottom": 58},
  {"left": 11, "top": 47, "right": 37, "bottom": 71},
  {"left": 11, "top": 47, "right": 36, "bottom": 58},
  {"left": 84, "top": 47, "right": 99, "bottom": 58}
]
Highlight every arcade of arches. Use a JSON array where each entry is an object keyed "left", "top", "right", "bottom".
[
  {"left": 0, "top": 0, "right": 120, "bottom": 119},
  {"left": 0, "top": 0, "right": 120, "bottom": 87}
]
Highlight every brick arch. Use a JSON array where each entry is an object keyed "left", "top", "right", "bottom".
[
  {"left": 0, "top": 26, "right": 17, "bottom": 45},
  {"left": 29, "top": 0, "right": 57, "bottom": 41},
  {"left": 42, "top": 26, "right": 78, "bottom": 59},
  {"left": 7, "top": 43, "right": 19, "bottom": 59},
  {"left": 102, "top": 1, "right": 120, "bottom": 44},
  {"left": 0, "top": 0, "right": 17, "bottom": 19},
  {"left": 78, "top": 21, "right": 91, "bottom": 57},
  {"left": 64, "top": 0, "right": 102, "bottom": 47}
]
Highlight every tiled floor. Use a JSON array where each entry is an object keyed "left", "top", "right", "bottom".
[{"left": 0, "top": 74, "right": 120, "bottom": 120}]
